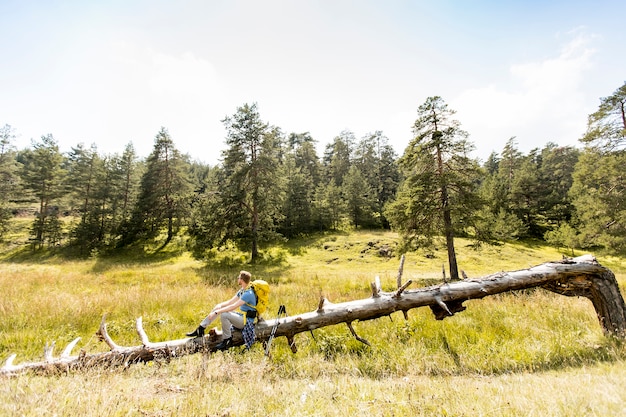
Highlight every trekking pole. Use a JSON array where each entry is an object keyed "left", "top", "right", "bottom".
[{"left": 265, "top": 304, "right": 286, "bottom": 357}]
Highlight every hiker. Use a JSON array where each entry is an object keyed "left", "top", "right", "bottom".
[{"left": 186, "top": 270, "right": 257, "bottom": 351}]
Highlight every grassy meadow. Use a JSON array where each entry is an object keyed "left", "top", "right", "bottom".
[{"left": 2, "top": 221, "right": 626, "bottom": 416}]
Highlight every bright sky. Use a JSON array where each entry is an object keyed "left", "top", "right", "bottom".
[{"left": 2, "top": 1, "right": 624, "bottom": 165}]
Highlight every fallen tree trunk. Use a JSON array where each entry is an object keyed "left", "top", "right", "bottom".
[{"left": 2, "top": 254, "right": 625, "bottom": 375}]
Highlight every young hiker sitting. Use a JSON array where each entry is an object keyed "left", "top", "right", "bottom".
[{"left": 186, "top": 270, "right": 257, "bottom": 351}]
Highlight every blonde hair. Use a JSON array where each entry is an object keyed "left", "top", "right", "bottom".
[{"left": 238, "top": 270, "right": 252, "bottom": 284}]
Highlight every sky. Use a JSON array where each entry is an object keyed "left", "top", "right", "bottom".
[{"left": 1, "top": 0, "right": 625, "bottom": 165}]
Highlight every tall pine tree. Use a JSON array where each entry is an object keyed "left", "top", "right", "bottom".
[
  {"left": 354, "top": 131, "right": 399, "bottom": 228},
  {"left": 570, "top": 82, "right": 626, "bottom": 252},
  {"left": 580, "top": 81, "right": 626, "bottom": 151},
  {"left": 121, "top": 128, "right": 192, "bottom": 247},
  {"left": 189, "top": 103, "right": 285, "bottom": 262},
  {"left": 65, "top": 143, "right": 108, "bottom": 253},
  {"left": 385, "top": 97, "right": 482, "bottom": 280},
  {"left": 20, "top": 134, "right": 66, "bottom": 248},
  {"left": 110, "top": 143, "right": 142, "bottom": 241},
  {"left": 0, "top": 124, "right": 19, "bottom": 238}
]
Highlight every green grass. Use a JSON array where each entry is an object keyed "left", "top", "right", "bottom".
[{"left": 1, "top": 228, "right": 626, "bottom": 416}]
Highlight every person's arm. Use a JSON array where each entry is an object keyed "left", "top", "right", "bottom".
[
  {"left": 213, "top": 295, "right": 239, "bottom": 311},
  {"left": 205, "top": 298, "right": 245, "bottom": 321},
  {"left": 221, "top": 298, "right": 245, "bottom": 312}
]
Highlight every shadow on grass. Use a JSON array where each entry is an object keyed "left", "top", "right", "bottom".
[
  {"left": 276, "top": 230, "right": 352, "bottom": 256},
  {"left": 190, "top": 250, "right": 298, "bottom": 286},
  {"left": 90, "top": 245, "right": 187, "bottom": 273},
  {"left": 0, "top": 244, "right": 78, "bottom": 264},
  {"left": 0, "top": 235, "right": 302, "bottom": 281},
  {"left": 501, "top": 338, "right": 626, "bottom": 376},
  {"left": 433, "top": 336, "right": 626, "bottom": 377},
  {"left": 0, "top": 240, "right": 187, "bottom": 271}
]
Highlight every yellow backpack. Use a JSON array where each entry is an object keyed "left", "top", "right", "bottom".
[{"left": 248, "top": 280, "right": 270, "bottom": 316}]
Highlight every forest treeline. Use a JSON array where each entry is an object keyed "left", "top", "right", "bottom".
[{"left": 0, "top": 82, "right": 625, "bottom": 261}]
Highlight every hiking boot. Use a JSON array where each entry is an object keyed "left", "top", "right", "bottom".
[
  {"left": 186, "top": 325, "right": 205, "bottom": 338},
  {"left": 215, "top": 337, "right": 233, "bottom": 351}
]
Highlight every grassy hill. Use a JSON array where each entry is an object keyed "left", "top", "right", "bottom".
[{"left": 1, "top": 229, "right": 626, "bottom": 416}]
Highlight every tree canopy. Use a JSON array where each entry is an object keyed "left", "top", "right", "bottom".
[{"left": 4, "top": 83, "right": 626, "bottom": 258}]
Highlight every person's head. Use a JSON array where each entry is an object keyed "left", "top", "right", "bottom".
[{"left": 238, "top": 270, "right": 252, "bottom": 285}]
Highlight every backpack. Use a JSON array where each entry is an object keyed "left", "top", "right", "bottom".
[{"left": 248, "top": 280, "right": 270, "bottom": 316}]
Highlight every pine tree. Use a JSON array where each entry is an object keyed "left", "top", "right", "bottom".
[
  {"left": 291, "top": 133, "right": 321, "bottom": 187},
  {"left": 385, "top": 96, "right": 482, "bottom": 280},
  {"left": 65, "top": 143, "right": 107, "bottom": 253},
  {"left": 570, "top": 149, "right": 626, "bottom": 251},
  {"left": 342, "top": 165, "right": 375, "bottom": 227},
  {"left": 354, "top": 131, "right": 399, "bottom": 228},
  {"left": 189, "top": 103, "right": 285, "bottom": 262},
  {"left": 477, "top": 150, "right": 527, "bottom": 242},
  {"left": 281, "top": 155, "right": 314, "bottom": 236},
  {"left": 278, "top": 132, "right": 321, "bottom": 236},
  {"left": 580, "top": 81, "right": 626, "bottom": 150},
  {"left": 20, "top": 134, "right": 66, "bottom": 249},
  {"left": 477, "top": 139, "right": 530, "bottom": 241},
  {"left": 121, "top": 128, "right": 192, "bottom": 247},
  {"left": 508, "top": 149, "right": 543, "bottom": 237},
  {"left": 538, "top": 143, "right": 579, "bottom": 227},
  {"left": 323, "top": 131, "right": 354, "bottom": 187},
  {"left": 0, "top": 124, "right": 19, "bottom": 238},
  {"left": 110, "top": 143, "right": 142, "bottom": 241},
  {"left": 312, "top": 182, "right": 344, "bottom": 231},
  {"left": 568, "top": 82, "right": 626, "bottom": 252}
]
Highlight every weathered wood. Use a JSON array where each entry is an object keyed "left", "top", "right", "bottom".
[
  {"left": 396, "top": 254, "right": 405, "bottom": 289},
  {"left": 260, "top": 255, "right": 625, "bottom": 338},
  {"left": 2, "top": 254, "right": 625, "bottom": 376}
]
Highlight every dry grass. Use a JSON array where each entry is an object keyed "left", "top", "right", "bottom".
[
  {"left": 2, "top": 354, "right": 626, "bottom": 416},
  {"left": 1, "top": 229, "right": 626, "bottom": 416}
]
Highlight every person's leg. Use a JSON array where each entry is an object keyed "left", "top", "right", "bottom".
[
  {"left": 200, "top": 313, "right": 218, "bottom": 329},
  {"left": 220, "top": 312, "right": 244, "bottom": 338},
  {"left": 215, "top": 312, "right": 244, "bottom": 350},
  {"left": 186, "top": 313, "right": 218, "bottom": 337}
]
